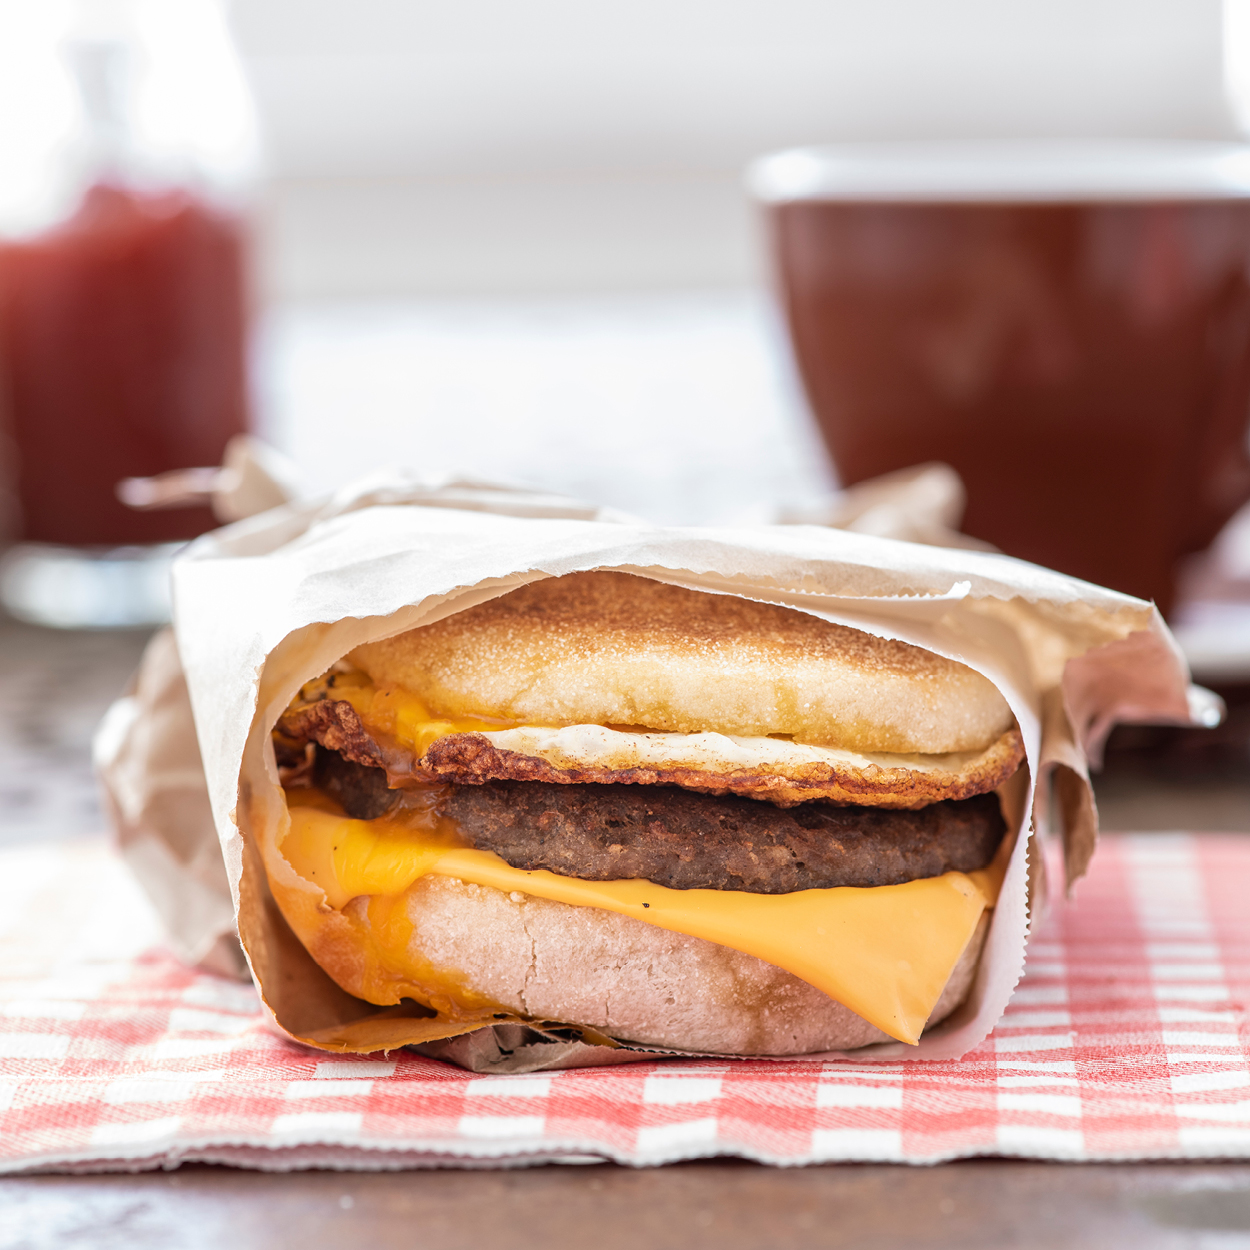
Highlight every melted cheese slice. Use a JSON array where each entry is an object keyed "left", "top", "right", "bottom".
[
  {"left": 313, "top": 672, "right": 515, "bottom": 757},
  {"left": 281, "top": 802, "right": 1004, "bottom": 1046}
]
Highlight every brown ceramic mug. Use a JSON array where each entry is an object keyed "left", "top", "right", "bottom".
[{"left": 752, "top": 142, "right": 1250, "bottom": 614}]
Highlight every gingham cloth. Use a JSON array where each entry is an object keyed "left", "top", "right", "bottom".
[{"left": 2, "top": 831, "right": 1250, "bottom": 1172}]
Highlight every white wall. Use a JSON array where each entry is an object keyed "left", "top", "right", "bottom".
[{"left": 231, "top": 0, "right": 1235, "bottom": 297}]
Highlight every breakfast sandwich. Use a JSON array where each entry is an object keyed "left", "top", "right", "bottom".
[{"left": 264, "top": 571, "right": 1024, "bottom": 1054}]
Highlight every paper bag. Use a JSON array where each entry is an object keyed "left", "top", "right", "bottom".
[{"left": 97, "top": 465, "right": 1211, "bottom": 1070}]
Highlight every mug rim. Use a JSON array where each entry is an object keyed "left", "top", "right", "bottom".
[{"left": 748, "top": 140, "right": 1250, "bottom": 204}]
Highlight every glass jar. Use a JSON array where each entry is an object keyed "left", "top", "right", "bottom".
[{"left": 0, "top": 0, "right": 260, "bottom": 627}]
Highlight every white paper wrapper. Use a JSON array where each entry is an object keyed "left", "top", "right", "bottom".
[{"left": 97, "top": 465, "right": 1209, "bottom": 1069}]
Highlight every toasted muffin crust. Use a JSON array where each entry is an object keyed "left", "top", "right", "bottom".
[{"left": 349, "top": 572, "right": 1013, "bottom": 754}]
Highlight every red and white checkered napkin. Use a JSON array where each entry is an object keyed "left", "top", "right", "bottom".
[{"left": 3, "top": 832, "right": 1250, "bottom": 1172}]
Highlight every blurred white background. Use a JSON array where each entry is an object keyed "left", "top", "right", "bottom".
[
  {"left": 221, "top": 0, "right": 1250, "bottom": 535},
  {"left": 5, "top": 0, "right": 1244, "bottom": 524},
  {"left": 232, "top": 0, "right": 1235, "bottom": 298}
]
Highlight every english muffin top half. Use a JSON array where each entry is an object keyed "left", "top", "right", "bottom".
[{"left": 348, "top": 571, "right": 1013, "bottom": 756}]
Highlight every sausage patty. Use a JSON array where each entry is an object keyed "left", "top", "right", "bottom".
[
  {"left": 441, "top": 779, "right": 1006, "bottom": 893},
  {"left": 291, "top": 747, "right": 1006, "bottom": 893}
]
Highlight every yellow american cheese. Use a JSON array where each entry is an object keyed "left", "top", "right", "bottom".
[
  {"left": 280, "top": 799, "right": 1003, "bottom": 1046},
  {"left": 303, "top": 671, "right": 515, "bottom": 758}
]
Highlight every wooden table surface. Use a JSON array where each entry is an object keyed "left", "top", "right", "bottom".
[
  {"left": 7, "top": 1159, "right": 1250, "bottom": 1250},
  {"left": 2, "top": 616, "right": 1249, "bottom": 1249}
]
